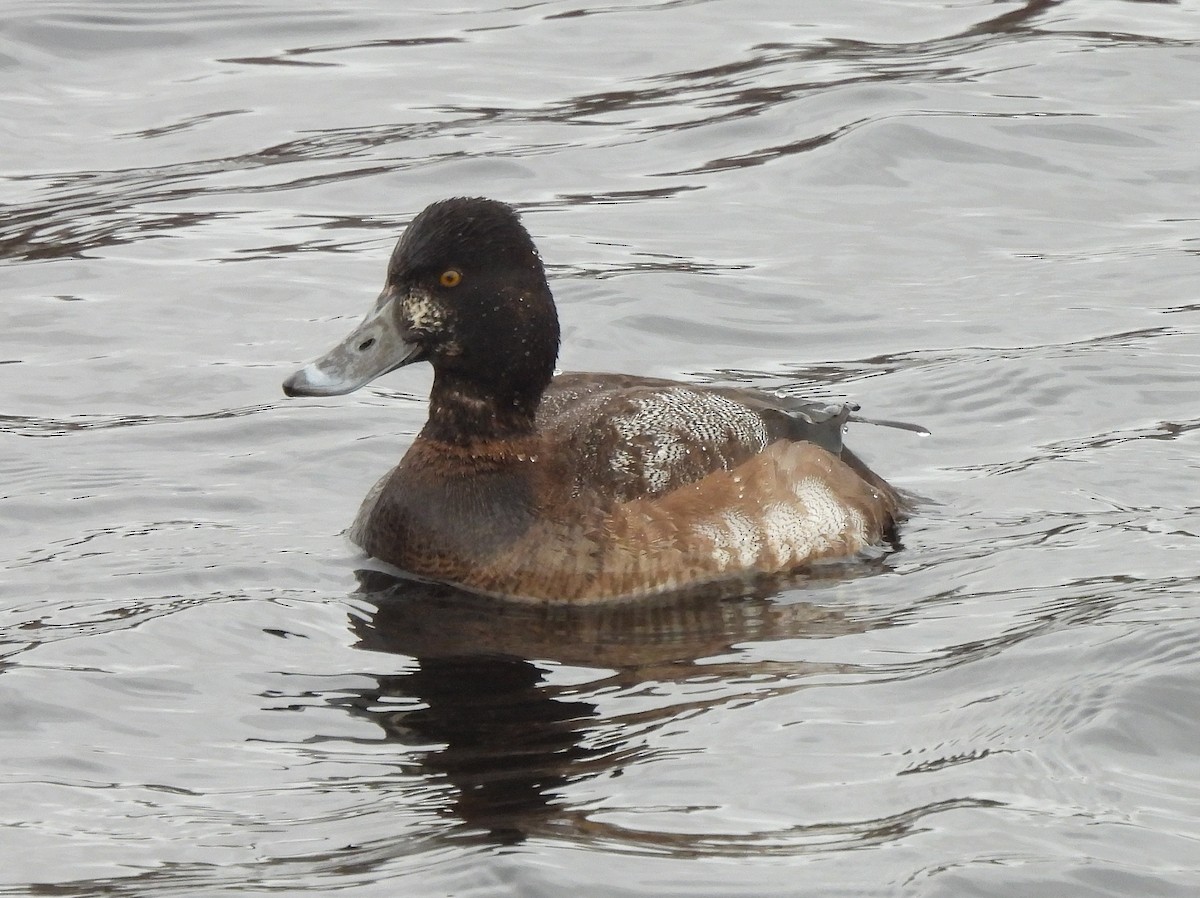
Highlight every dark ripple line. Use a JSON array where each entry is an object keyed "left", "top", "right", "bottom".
[
  {"left": 0, "top": 403, "right": 274, "bottom": 438},
  {"left": 546, "top": 0, "right": 714, "bottom": 21},
  {"left": 953, "top": 416, "right": 1200, "bottom": 476},
  {"left": 534, "top": 795, "right": 1004, "bottom": 858},
  {"left": 115, "top": 109, "right": 250, "bottom": 141},
  {"left": 2, "top": 825, "right": 465, "bottom": 898},
  {"left": 697, "top": 325, "right": 1180, "bottom": 390},
  {"left": 220, "top": 35, "right": 466, "bottom": 67}
]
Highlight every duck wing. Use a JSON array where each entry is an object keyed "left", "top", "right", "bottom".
[{"left": 536, "top": 372, "right": 857, "bottom": 503}]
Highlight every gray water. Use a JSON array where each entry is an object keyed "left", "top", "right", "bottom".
[{"left": 3, "top": 1, "right": 1200, "bottom": 895}]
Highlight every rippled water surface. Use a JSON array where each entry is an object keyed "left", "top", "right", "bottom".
[{"left": 4, "top": 1, "right": 1200, "bottom": 895}]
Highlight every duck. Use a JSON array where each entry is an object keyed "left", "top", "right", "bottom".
[{"left": 283, "top": 197, "right": 905, "bottom": 602}]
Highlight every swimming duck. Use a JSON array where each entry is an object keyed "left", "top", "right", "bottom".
[{"left": 283, "top": 197, "right": 903, "bottom": 602}]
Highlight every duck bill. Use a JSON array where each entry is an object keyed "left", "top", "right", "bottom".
[{"left": 283, "top": 287, "right": 421, "bottom": 397}]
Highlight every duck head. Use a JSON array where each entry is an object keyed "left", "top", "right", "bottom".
[{"left": 283, "top": 198, "right": 560, "bottom": 431}]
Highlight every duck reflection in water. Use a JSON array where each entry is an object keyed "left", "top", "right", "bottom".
[{"left": 333, "top": 566, "right": 898, "bottom": 847}]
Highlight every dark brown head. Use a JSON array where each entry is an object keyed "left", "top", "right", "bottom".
[{"left": 283, "top": 198, "right": 560, "bottom": 436}]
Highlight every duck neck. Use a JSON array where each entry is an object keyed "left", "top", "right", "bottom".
[{"left": 421, "top": 370, "right": 542, "bottom": 447}]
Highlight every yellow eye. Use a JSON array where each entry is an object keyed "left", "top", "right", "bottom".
[{"left": 439, "top": 269, "right": 462, "bottom": 288}]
